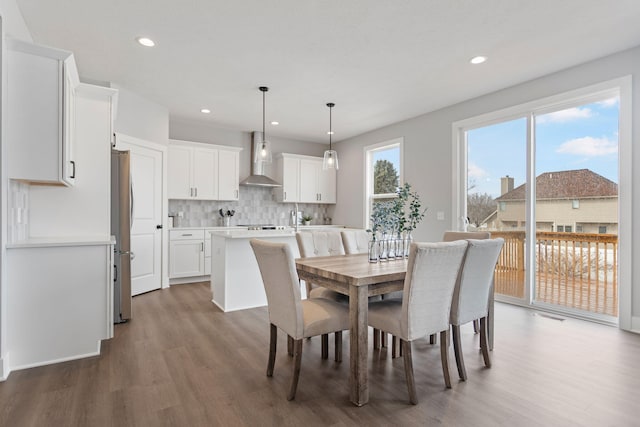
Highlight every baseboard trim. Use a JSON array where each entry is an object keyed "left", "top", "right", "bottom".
[
  {"left": 0, "top": 354, "right": 10, "bottom": 381},
  {"left": 8, "top": 341, "right": 102, "bottom": 373}
]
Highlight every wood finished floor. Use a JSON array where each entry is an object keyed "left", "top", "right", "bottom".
[{"left": 1, "top": 281, "right": 639, "bottom": 427}]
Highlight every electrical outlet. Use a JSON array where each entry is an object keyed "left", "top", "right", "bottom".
[
  {"left": 177, "top": 211, "right": 184, "bottom": 218},
  {"left": 437, "top": 211, "right": 445, "bottom": 221}
]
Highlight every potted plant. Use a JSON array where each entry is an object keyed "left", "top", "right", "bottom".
[{"left": 301, "top": 214, "right": 313, "bottom": 226}]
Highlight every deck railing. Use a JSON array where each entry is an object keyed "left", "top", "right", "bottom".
[{"left": 490, "top": 230, "right": 618, "bottom": 317}]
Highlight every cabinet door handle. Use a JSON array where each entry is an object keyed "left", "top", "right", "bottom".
[
  {"left": 70, "top": 160, "right": 76, "bottom": 179},
  {"left": 284, "top": 191, "right": 287, "bottom": 200},
  {"left": 201, "top": 242, "right": 204, "bottom": 252},
  {"left": 182, "top": 233, "right": 193, "bottom": 236},
  {"left": 235, "top": 189, "right": 238, "bottom": 198},
  {"left": 195, "top": 188, "right": 198, "bottom": 197},
  {"left": 190, "top": 188, "right": 193, "bottom": 197}
]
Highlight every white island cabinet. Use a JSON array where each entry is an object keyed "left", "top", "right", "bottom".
[{"left": 210, "top": 230, "right": 300, "bottom": 312}]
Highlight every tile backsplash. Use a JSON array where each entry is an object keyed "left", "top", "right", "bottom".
[{"left": 169, "top": 186, "right": 332, "bottom": 228}]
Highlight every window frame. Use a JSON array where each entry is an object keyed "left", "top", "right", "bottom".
[{"left": 363, "top": 138, "right": 404, "bottom": 228}]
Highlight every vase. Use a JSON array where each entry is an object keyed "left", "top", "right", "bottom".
[
  {"left": 404, "top": 231, "right": 412, "bottom": 258},
  {"left": 395, "top": 233, "right": 404, "bottom": 259},
  {"left": 368, "top": 239, "right": 379, "bottom": 263},
  {"left": 379, "top": 234, "right": 388, "bottom": 261},
  {"left": 224, "top": 217, "right": 230, "bottom": 227},
  {"left": 387, "top": 235, "right": 396, "bottom": 259}
]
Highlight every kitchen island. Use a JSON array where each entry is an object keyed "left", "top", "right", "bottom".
[{"left": 209, "top": 229, "right": 300, "bottom": 312}]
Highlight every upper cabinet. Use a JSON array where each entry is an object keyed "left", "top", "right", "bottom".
[
  {"left": 167, "top": 140, "right": 241, "bottom": 201},
  {"left": 7, "top": 39, "right": 80, "bottom": 186},
  {"left": 274, "top": 154, "right": 336, "bottom": 204}
]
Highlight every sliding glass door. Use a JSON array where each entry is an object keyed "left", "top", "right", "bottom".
[{"left": 455, "top": 82, "right": 625, "bottom": 323}]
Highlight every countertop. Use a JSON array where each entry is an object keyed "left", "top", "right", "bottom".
[{"left": 209, "top": 229, "right": 297, "bottom": 239}]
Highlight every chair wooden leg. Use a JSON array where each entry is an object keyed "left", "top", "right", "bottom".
[
  {"left": 480, "top": 317, "right": 491, "bottom": 368},
  {"left": 429, "top": 333, "right": 437, "bottom": 345},
  {"left": 440, "top": 330, "right": 452, "bottom": 389},
  {"left": 267, "top": 324, "right": 277, "bottom": 377},
  {"left": 287, "top": 339, "right": 303, "bottom": 400},
  {"left": 335, "top": 331, "right": 342, "bottom": 362},
  {"left": 373, "top": 328, "right": 380, "bottom": 350},
  {"left": 451, "top": 324, "right": 467, "bottom": 381},
  {"left": 401, "top": 340, "right": 418, "bottom": 405},
  {"left": 321, "top": 334, "right": 329, "bottom": 359},
  {"left": 473, "top": 319, "right": 480, "bottom": 334},
  {"left": 287, "top": 335, "right": 293, "bottom": 357}
]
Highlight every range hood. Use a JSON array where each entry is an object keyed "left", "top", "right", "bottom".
[{"left": 239, "top": 132, "right": 282, "bottom": 187}]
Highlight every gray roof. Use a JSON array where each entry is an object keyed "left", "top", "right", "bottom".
[{"left": 496, "top": 169, "right": 618, "bottom": 201}]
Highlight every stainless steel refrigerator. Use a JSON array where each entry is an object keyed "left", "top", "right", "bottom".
[{"left": 111, "top": 149, "right": 132, "bottom": 323}]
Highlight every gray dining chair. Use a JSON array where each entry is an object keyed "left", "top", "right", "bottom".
[
  {"left": 295, "top": 231, "right": 348, "bottom": 358},
  {"left": 368, "top": 240, "right": 468, "bottom": 404},
  {"left": 340, "top": 229, "right": 370, "bottom": 255},
  {"left": 442, "top": 230, "right": 491, "bottom": 336},
  {"left": 250, "top": 239, "right": 349, "bottom": 400},
  {"left": 450, "top": 238, "right": 504, "bottom": 381}
]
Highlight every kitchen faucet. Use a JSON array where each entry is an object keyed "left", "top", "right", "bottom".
[{"left": 292, "top": 203, "right": 299, "bottom": 232}]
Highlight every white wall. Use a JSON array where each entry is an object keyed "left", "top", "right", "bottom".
[
  {"left": 333, "top": 45, "right": 640, "bottom": 330},
  {"left": 0, "top": 0, "right": 32, "bottom": 380},
  {"left": 112, "top": 84, "right": 169, "bottom": 145}
]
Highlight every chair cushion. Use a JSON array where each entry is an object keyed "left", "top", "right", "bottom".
[
  {"left": 301, "top": 298, "right": 350, "bottom": 338},
  {"left": 368, "top": 299, "right": 403, "bottom": 338}
]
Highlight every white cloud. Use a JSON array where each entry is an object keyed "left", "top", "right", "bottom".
[
  {"left": 556, "top": 136, "right": 618, "bottom": 157},
  {"left": 467, "top": 162, "right": 488, "bottom": 180},
  {"left": 537, "top": 107, "right": 593, "bottom": 124}
]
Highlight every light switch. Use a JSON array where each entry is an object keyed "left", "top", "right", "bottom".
[{"left": 436, "top": 211, "right": 445, "bottom": 221}]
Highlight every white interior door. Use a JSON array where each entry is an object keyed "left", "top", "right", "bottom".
[{"left": 116, "top": 135, "right": 163, "bottom": 296}]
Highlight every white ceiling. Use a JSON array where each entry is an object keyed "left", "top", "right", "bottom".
[{"left": 15, "top": 0, "right": 640, "bottom": 143}]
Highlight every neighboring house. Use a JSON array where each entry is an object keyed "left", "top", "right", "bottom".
[{"left": 494, "top": 169, "right": 618, "bottom": 234}]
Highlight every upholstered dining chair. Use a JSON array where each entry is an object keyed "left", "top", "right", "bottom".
[
  {"left": 295, "top": 231, "right": 348, "bottom": 358},
  {"left": 340, "top": 229, "right": 370, "bottom": 255},
  {"left": 442, "top": 231, "right": 491, "bottom": 335},
  {"left": 449, "top": 238, "right": 504, "bottom": 381},
  {"left": 250, "top": 239, "right": 349, "bottom": 400},
  {"left": 296, "top": 231, "right": 346, "bottom": 300},
  {"left": 368, "top": 240, "right": 468, "bottom": 404}
]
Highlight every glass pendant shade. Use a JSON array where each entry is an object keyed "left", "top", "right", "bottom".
[
  {"left": 256, "top": 86, "right": 272, "bottom": 163},
  {"left": 255, "top": 139, "right": 272, "bottom": 163},
  {"left": 323, "top": 149, "right": 339, "bottom": 170},
  {"left": 323, "top": 102, "right": 339, "bottom": 170}
]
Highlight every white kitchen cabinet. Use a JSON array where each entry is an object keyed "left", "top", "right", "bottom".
[
  {"left": 7, "top": 38, "right": 80, "bottom": 186},
  {"left": 218, "top": 149, "right": 240, "bottom": 201},
  {"left": 168, "top": 140, "right": 241, "bottom": 200},
  {"left": 274, "top": 154, "right": 336, "bottom": 204},
  {"left": 169, "top": 229, "right": 205, "bottom": 278}
]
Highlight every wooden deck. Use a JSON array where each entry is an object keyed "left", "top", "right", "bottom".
[{"left": 492, "top": 231, "right": 618, "bottom": 317}]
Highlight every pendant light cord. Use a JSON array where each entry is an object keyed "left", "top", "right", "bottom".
[{"left": 327, "top": 102, "right": 335, "bottom": 151}]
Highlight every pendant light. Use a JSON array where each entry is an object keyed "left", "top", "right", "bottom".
[
  {"left": 322, "top": 102, "right": 339, "bottom": 170},
  {"left": 255, "top": 86, "right": 272, "bottom": 163}
]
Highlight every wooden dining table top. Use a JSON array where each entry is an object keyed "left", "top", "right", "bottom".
[{"left": 295, "top": 253, "right": 408, "bottom": 287}]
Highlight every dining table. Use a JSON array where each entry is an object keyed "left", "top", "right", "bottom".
[
  {"left": 295, "top": 253, "right": 407, "bottom": 406},
  {"left": 295, "top": 252, "right": 496, "bottom": 407}
]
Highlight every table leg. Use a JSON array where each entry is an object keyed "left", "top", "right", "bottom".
[{"left": 349, "top": 285, "right": 369, "bottom": 406}]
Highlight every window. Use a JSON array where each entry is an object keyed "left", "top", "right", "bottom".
[
  {"left": 599, "top": 226, "right": 607, "bottom": 234},
  {"left": 565, "top": 225, "right": 572, "bottom": 233},
  {"left": 499, "top": 202, "right": 506, "bottom": 211},
  {"left": 364, "top": 138, "right": 403, "bottom": 227},
  {"left": 572, "top": 200, "right": 580, "bottom": 209},
  {"left": 556, "top": 225, "right": 564, "bottom": 232},
  {"left": 576, "top": 225, "right": 583, "bottom": 232}
]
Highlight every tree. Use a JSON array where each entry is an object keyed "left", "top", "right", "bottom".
[
  {"left": 467, "top": 192, "right": 496, "bottom": 227},
  {"left": 374, "top": 159, "right": 398, "bottom": 194}
]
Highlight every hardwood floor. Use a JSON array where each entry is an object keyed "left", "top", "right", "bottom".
[{"left": 1, "top": 281, "right": 639, "bottom": 426}]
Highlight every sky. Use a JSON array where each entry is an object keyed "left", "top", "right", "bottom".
[{"left": 467, "top": 97, "right": 620, "bottom": 198}]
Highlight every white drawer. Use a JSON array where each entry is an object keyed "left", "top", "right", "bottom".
[{"left": 170, "top": 229, "right": 205, "bottom": 240}]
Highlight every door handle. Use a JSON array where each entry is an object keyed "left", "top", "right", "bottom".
[
  {"left": 70, "top": 160, "right": 76, "bottom": 179},
  {"left": 156, "top": 224, "right": 163, "bottom": 229}
]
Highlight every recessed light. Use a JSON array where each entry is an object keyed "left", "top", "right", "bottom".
[
  {"left": 201, "top": 108, "right": 211, "bottom": 114},
  {"left": 271, "top": 121, "right": 279, "bottom": 125},
  {"left": 470, "top": 56, "right": 487, "bottom": 64},
  {"left": 136, "top": 37, "right": 155, "bottom": 47}
]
